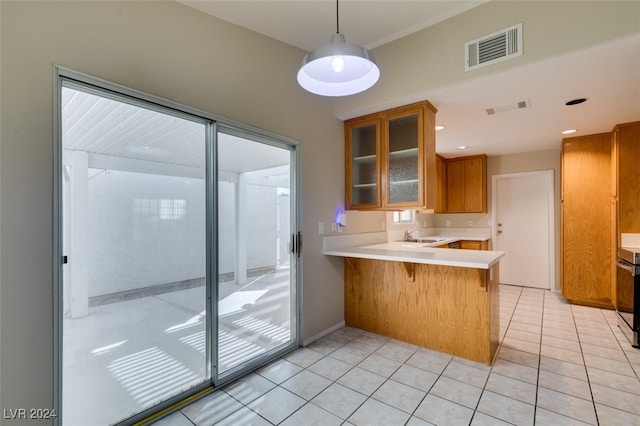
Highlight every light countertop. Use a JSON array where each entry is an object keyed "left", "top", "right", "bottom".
[{"left": 324, "top": 234, "right": 504, "bottom": 269}]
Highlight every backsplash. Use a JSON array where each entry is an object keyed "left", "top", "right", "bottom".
[
  {"left": 621, "top": 233, "right": 640, "bottom": 248},
  {"left": 387, "top": 227, "right": 491, "bottom": 242}
]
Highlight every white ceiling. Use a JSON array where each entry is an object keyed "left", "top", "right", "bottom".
[
  {"left": 62, "top": 86, "right": 290, "bottom": 175},
  {"left": 180, "top": 0, "right": 640, "bottom": 157}
]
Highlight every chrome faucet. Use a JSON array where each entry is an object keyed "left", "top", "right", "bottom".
[{"left": 403, "top": 227, "right": 424, "bottom": 241}]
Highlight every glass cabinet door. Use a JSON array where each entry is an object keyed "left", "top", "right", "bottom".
[
  {"left": 348, "top": 120, "right": 380, "bottom": 207},
  {"left": 386, "top": 112, "right": 422, "bottom": 205}
]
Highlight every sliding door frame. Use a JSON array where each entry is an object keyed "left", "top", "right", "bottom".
[
  {"left": 53, "top": 66, "right": 302, "bottom": 425},
  {"left": 213, "top": 124, "right": 302, "bottom": 386}
]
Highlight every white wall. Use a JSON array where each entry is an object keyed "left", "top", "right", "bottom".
[
  {"left": 245, "top": 184, "right": 278, "bottom": 270},
  {"left": 87, "top": 170, "right": 206, "bottom": 296}
]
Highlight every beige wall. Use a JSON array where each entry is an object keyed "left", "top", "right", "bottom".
[
  {"left": 0, "top": 1, "right": 346, "bottom": 416},
  {"left": 336, "top": 0, "right": 640, "bottom": 118},
  {"left": 1, "top": 0, "right": 636, "bottom": 420}
]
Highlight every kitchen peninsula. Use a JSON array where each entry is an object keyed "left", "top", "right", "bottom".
[{"left": 324, "top": 232, "right": 504, "bottom": 364}]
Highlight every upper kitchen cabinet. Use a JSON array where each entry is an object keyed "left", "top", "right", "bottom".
[
  {"left": 614, "top": 121, "right": 640, "bottom": 240},
  {"left": 561, "top": 133, "right": 613, "bottom": 309},
  {"left": 445, "top": 154, "right": 487, "bottom": 213},
  {"left": 435, "top": 154, "right": 447, "bottom": 213},
  {"left": 345, "top": 116, "right": 382, "bottom": 208},
  {"left": 345, "top": 101, "right": 437, "bottom": 211}
]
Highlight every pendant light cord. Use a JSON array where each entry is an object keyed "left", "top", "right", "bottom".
[{"left": 336, "top": 0, "right": 340, "bottom": 34}]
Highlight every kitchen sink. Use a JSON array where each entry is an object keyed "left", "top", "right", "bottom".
[{"left": 396, "top": 237, "right": 446, "bottom": 245}]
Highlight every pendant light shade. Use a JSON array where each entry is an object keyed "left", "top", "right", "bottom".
[{"left": 297, "top": 2, "right": 380, "bottom": 96}]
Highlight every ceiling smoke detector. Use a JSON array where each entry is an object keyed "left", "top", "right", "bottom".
[{"left": 485, "top": 100, "right": 530, "bottom": 115}]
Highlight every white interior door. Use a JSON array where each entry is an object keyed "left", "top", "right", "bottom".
[{"left": 493, "top": 171, "right": 554, "bottom": 289}]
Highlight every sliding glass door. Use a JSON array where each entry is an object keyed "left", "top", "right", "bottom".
[
  {"left": 216, "top": 128, "right": 298, "bottom": 378},
  {"left": 59, "top": 82, "right": 210, "bottom": 425},
  {"left": 55, "top": 69, "right": 300, "bottom": 425}
]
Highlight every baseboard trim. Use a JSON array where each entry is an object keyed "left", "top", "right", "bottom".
[{"left": 302, "top": 321, "right": 346, "bottom": 346}]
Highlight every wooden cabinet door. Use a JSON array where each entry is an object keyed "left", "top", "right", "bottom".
[
  {"left": 444, "top": 155, "right": 487, "bottom": 213},
  {"left": 446, "top": 159, "right": 465, "bottom": 212},
  {"left": 460, "top": 240, "right": 481, "bottom": 250},
  {"left": 385, "top": 109, "right": 422, "bottom": 208},
  {"left": 345, "top": 118, "right": 382, "bottom": 209},
  {"left": 561, "top": 133, "right": 613, "bottom": 308},
  {"left": 460, "top": 240, "right": 489, "bottom": 250},
  {"left": 616, "top": 122, "right": 640, "bottom": 238},
  {"left": 464, "top": 156, "right": 487, "bottom": 213},
  {"left": 435, "top": 154, "right": 447, "bottom": 213}
]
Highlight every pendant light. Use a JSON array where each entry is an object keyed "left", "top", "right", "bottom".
[{"left": 297, "top": 0, "right": 380, "bottom": 97}]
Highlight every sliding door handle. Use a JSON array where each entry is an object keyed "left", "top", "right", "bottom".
[{"left": 291, "top": 232, "right": 302, "bottom": 257}]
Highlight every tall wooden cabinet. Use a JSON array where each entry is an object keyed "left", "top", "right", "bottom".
[
  {"left": 345, "top": 101, "right": 437, "bottom": 211},
  {"left": 561, "top": 133, "right": 613, "bottom": 308},
  {"left": 614, "top": 121, "right": 640, "bottom": 241}
]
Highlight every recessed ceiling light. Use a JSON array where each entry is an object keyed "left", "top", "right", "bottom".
[
  {"left": 565, "top": 98, "right": 588, "bottom": 106},
  {"left": 561, "top": 129, "right": 577, "bottom": 135},
  {"left": 435, "top": 125, "right": 445, "bottom": 131},
  {"left": 456, "top": 145, "right": 469, "bottom": 150}
]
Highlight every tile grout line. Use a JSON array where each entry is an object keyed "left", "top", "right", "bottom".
[
  {"left": 403, "top": 354, "right": 454, "bottom": 425},
  {"left": 570, "top": 302, "right": 600, "bottom": 426},
  {"left": 260, "top": 332, "right": 405, "bottom": 425},
  {"left": 531, "top": 289, "right": 547, "bottom": 425},
  {"left": 599, "top": 306, "right": 640, "bottom": 382},
  {"left": 580, "top": 306, "right": 640, "bottom": 420},
  {"left": 468, "top": 284, "right": 523, "bottom": 425},
  {"left": 175, "top": 288, "right": 640, "bottom": 425}
]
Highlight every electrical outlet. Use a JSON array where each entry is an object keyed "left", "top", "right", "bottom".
[
  {"left": 318, "top": 221, "right": 324, "bottom": 234},
  {"left": 381, "top": 221, "right": 386, "bottom": 230},
  {"left": 445, "top": 220, "right": 451, "bottom": 227},
  {"left": 468, "top": 220, "right": 474, "bottom": 226}
]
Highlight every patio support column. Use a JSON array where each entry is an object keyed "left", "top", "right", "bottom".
[
  {"left": 235, "top": 172, "right": 248, "bottom": 284},
  {"left": 68, "top": 151, "right": 90, "bottom": 317}
]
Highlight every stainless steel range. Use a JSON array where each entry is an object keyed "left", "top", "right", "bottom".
[{"left": 617, "top": 246, "right": 640, "bottom": 347}]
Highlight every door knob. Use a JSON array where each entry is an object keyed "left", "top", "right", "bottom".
[
  {"left": 498, "top": 223, "right": 503, "bottom": 227},
  {"left": 497, "top": 230, "right": 503, "bottom": 234}
]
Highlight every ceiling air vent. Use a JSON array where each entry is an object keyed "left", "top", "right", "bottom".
[
  {"left": 486, "top": 99, "right": 530, "bottom": 115},
  {"left": 465, "top": 23, "right": 522, "bottom": 72}
]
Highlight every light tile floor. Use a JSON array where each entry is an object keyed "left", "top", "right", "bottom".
[{"left": 155, "top": 285, "right": 640, "bottom": 425}]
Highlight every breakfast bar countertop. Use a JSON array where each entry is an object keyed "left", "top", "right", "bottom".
[{"left": 323, "top": 233, "right": 504, "bottom": 269}]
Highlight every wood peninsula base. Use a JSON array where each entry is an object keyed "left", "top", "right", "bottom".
[{"left": 344, "top": 258, "right": 500, "bottom": 364}]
